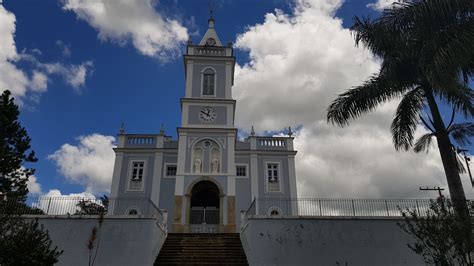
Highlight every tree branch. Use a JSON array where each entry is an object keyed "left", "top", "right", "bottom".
[
  {"left": 446, "top": 106, "right": 456, "bottom": 130},
  {"left": 420, "top": 115, "right": 436, "bottom": 133}
]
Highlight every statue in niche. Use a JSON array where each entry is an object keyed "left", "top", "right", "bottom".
[
  {"left": 211, "top": 157, "right": 219, "bottom": 173},
  {"left": 194, "top": 158, "right": 202, "bottom": 173}
]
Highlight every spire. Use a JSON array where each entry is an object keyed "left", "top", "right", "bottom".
[
  {"left": 199, "top": 3, "right": 222, "bottom": 47},
  {"left": 119, "top": 123, "right": 125, "bottom": 135},
  {"left": 209, "top": 0, "right": 214, "bottom": 22},
  {"left": 250, "top": 126, "right": 255, "bottom": 136},
  {"left": 159, "top": 123, "right": 165, "bottom": 135}
]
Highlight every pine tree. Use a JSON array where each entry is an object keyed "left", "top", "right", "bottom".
[
  {"left": 0, "top": 215, "right": 63, "bottom": 265},
  {"left": 0, "top": 90, "right": 37, "bottom": 201}
]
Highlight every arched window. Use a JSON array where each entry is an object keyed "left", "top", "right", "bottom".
[
  {"left": 202, "top": 68, "right": 215, "bottom": 96},
  {"left": 268, "top": 206, "right": 282, "bottom": 216},
  {"left": 192, "top": 139, "right": 221, "bottom": 173},
  {"left": 127, "top": 208, "right": 139, "bottom": 215}
]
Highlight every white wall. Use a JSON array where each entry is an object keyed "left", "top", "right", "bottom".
[
  {"left": 240, "top": 217, "right": 424, "bottom": 266},
  {"left": 26, "top": 216, "right": 166, "bottom": 266}
]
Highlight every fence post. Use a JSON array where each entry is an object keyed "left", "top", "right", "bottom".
[
  {"left": 255, "top": 198, "right": 259, "bottom": 216},
  {"left": 415, "top": 200, "right": 420, "bottom": 216},
  {"left": 351, "top": 199, "right": 356, "bottom": 216},
  {"left": 46, "top": 198, "right": 52, "bottom": 215},
  {"left": 385, "top": 200, "right": 390, "bottom": 216},
  {"left": 240, "top": 210, "right": 247, "bottom": 227},
  {"left": 161, "top": 210, "right": 168, "bottom": 229},
  {"left": 318, "top": 199, "right": 321, "bottom": 216}
]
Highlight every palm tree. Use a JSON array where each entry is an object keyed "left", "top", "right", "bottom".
[
  {"left": 327, "top": 0, "right": 473, "bottom": 214},
  {"left": 414, "top": 113, "right": 474, "bottom": 174}
]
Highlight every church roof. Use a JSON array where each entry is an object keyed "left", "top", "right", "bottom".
[{"left": 199, "top": 18, "right": 223, "bottom": 46}]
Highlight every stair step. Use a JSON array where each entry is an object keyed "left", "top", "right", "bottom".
[
  {"left": 159, "top": 252, "right": 245, "bottom": 255},
  {"left": 155, "top": 234, "right": 248, "bottom": 265}
]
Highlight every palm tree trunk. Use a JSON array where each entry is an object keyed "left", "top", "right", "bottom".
[{"left": 424, "top": 88, "right": 468, "bottom": 215}]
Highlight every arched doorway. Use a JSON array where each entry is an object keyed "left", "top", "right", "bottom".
[{"left": 189, "top": 180, "right": 220, "bottom": 228}]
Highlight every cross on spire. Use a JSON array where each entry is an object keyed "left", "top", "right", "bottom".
[{"left": 209, "top": 0, "right": 214, "bottom": 20}]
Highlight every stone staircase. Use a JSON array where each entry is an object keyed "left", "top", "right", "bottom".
[{"left": 155, "top": 233, "right": 248, "bottom": 265}]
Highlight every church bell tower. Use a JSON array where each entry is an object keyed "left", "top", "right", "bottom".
[{"left": 173, "top": 16, "right": 237, "bottom": 233}]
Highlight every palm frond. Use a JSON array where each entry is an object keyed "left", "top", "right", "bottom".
[
  {"left": 455, "top": 151, "right": 467, "bottom": 174},
  {"left": 391, "top": 87, "right": 425, "bottom": 150},
  {"left": 413, "top": 133, "right": 435, "bottom": 153},
  {"left": 381, "top": 0, "right": 473, "bottom": 34},
  {"left": 435, "top": 81, "right": 474, "bottom": 118},
  {"left": 327, "top": 73, "right": 410, "bottom": 126},
  {"left": 351, "top": 16, "right": 406, "bottom": 59},
  {"left": 448, "top": 123, "right": 474, "bottom": 146},
  {"left": 378, "top": 0, "right": 474, "bottom": 97},
  {"left": 424, "top": 20, "right": 474, "bottom": 87}
]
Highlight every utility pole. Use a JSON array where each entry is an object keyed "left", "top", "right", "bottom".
[{"left": 419, "top": 186, "right": 445, "bottom": 198}]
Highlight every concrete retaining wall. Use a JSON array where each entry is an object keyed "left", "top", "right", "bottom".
[
  {"left": 26, "top": 216, "right": 167, "bottom": 266},
  {"left": 240, "top": 217, "right": 424, "bottom": 266}
]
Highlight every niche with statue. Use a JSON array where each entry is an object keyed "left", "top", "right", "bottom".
[{"left": 192, "top": 139, "right": 221, "bottom": 174}]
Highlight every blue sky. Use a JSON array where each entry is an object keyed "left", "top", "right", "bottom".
[{"left": 1, "top": 0, "right": 472, "bottom": 199}]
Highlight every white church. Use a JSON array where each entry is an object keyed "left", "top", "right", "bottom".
[
  {"left": 108, "top": 16, "right": 298, "bottom": 233},
  {"left": 14, "top": 15, "right": 431, "bottom": 266}
]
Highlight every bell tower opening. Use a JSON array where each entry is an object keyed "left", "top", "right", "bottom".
[{"left": 189, "top": 180, "right": 220, "bottom": 225}]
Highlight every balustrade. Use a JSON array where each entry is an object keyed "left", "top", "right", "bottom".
[
  {"left": 195, "top": 47, "right": 226, "bottom": 56},
  {"left": 126, "top": 136, "right": 156, "bottom": 146},
  {"left": 256, "top": 137, "right": 287, "bottom": 149}
]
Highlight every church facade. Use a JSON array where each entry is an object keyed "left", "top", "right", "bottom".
[{"left": 109, "top": 18, "right": 298, "bottom": 233}]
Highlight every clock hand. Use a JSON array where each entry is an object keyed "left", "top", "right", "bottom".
[{"left": 200, "top": 111, "right": 209, "bottom": 116}]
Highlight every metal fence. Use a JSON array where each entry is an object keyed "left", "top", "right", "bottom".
[
  {"left": 248, "top": 198, "right": 448, "bottom": 217},
  {"left": 0, "top": 197, "right": 167, "bottom": 226},
  {"left": 189, "top": 207, "right": 219, "bottom": 224}
]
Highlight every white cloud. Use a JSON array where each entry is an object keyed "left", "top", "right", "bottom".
[
  {"left": 62, "top": 0, "right": 188, "bottom": 61},
  {"left": 0, "top": 4, "right": 16, "bottom": 62},
  {"left": 31, "top": 48, "right": 42, "bottom": 55},
  {"left": 48, "top": 134, "right": 116, "bottom": 195},
  {"left": 41, "top": 60, "right": 94, "bottom": 92},
  {"left": 56, "top": 40, "right": 72, "bottom": 57},
  {"left": 234, "top": 0, "right": 474, "bottom": 199},
  {"left": 30, "top": 71, "right": 48, "bottom": 92},
  {"left": 0, "top": 5, "right": 94, "bottom": 102},
  {"left": 0, "top": 4, "right": 29, "bottom": 99},
  {"left": 18, "top": 53, "right": 94, "bottom": 92},
  {"left": 26, "top": 174, "right": 42, "bottom": 195},
  {"left": 367, "top": 0, "right": 400, "bottom": 11}
]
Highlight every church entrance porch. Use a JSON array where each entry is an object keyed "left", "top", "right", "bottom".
[
  {"left": 189, "top": 180, "right": 220, "bottom": 233},
  {"left": 171, "top": 178, "right": 236, "bottom": 233}
]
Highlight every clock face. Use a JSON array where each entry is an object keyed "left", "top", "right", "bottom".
[
  {"left": 206, "top": 38, "right": 216, "bottom": 46},
  {"left": 199, "top": 106, "right": 217, "bottom": 123}
]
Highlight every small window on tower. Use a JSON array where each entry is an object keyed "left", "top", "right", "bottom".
[
  {"left": 166, "top": 165, "right": 177, "bottom": 176},
  {"left": 131, "top": 162, "right": 145, "bottom": 181},
  {"left": 267, "top": 163, "right": 279, "bottom": 182},
  {"left": 236, "top": 165, "right": 247, "bottom": 177},
  {"left": 202, "top": 68, "right": 215, "bottom": 96},
  {"left": 266, "top": 163, "right": 281, "bottom": 192}
]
